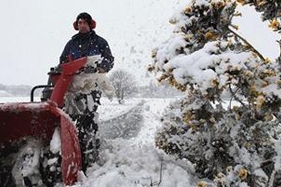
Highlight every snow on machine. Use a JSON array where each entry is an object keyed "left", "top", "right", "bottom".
[{"left": 0, "top": 57, "right": 95, "bottom": 186}]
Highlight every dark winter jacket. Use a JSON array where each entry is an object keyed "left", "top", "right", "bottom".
[{"left": 59, "top": 30, "right": 114, "bottom": 72}]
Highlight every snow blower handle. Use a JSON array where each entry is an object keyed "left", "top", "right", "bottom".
[{"left": 50, "top": 57, "right": 88, "bottom": 108}]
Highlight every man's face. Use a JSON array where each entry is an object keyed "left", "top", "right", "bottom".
[{"left": 77, "top": 18, "right": 91, "bottom": 33}]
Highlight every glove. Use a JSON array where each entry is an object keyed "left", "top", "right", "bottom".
[
  {"left": 97, "top": 67, "right": 105, "bottom": 73},
  {"left": 83, "top": 66, "right": 97, "bottom": 74}
]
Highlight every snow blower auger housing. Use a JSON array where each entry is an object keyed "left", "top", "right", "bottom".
[{"left": 0, "top": 57, "right": 88, "bottom": 186}]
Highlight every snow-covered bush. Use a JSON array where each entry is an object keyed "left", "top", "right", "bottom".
[{"left": 149, "top": 0, "right": 281, "bottom": 186}]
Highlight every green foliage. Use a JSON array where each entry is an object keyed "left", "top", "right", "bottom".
[{"left": 150, "top": 0, "right": 281, "bottom": 186}]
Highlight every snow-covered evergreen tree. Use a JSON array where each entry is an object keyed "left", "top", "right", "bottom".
[{"left": 149, "top": 0, "right": 281, "bottom": 186}]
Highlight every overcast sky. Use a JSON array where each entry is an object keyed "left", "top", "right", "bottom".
[
  {"left": 0, "top": 0, "right": 176, "bottom": 86},
  {"left": 0, "top": 0, "right": 279, "bottom": 86}
]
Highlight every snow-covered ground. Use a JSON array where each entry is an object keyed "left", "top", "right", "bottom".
[
  {"left": 75, "top": 97, "right": 197, "bottom": 187},
  {"left": 0, "top": 96, "right": 34, "bottom": 103}
]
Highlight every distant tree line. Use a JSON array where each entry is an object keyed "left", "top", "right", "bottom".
[
  {"left": 0, "top": 78, "right": 181, "bottom": 99},
  {"left": 135, "top": 82, "right": 182, "bottom": 98},
  {"left": 0, "top": 84, "right": 32, "bottom": 96}
]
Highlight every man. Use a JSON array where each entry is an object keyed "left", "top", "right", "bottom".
[
  {"left": 60, "top": 12, "right": 114, "bottom": 172},
  {"left": 60, "top": 12, "right": 114, "bottom": 70}
]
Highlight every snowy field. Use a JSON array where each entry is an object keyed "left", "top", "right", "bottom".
[
  {"left": 0, "top": 96, "right": 200, "bottom": 187},
  {"left": 0, "top": 96, "right": 36, "bottom": 103},
  {"left": 77, "top": 97, "right": 197, "bottom": 187}
]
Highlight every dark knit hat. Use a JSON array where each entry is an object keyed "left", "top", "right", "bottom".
[{"left": 73, "top": 12, "right": 96, "bottom": 30}]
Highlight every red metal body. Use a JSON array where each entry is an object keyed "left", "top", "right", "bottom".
[{"left": 0, "top": 57, "right": 88, "bottom": 185}]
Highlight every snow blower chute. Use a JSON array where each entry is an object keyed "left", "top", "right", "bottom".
[{"left": 0, "top": 57, "right": 88, "bottom": 186}]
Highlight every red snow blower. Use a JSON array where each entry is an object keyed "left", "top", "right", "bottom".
[{"left": 0, "top": 57, "right": 88, "bottom": 186}]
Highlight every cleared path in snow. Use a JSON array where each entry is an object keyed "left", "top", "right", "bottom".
[{"left": 99, "top": 100, "right": 145, "bottom": 139}]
